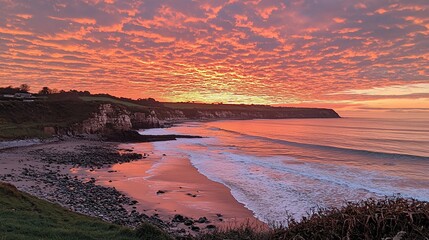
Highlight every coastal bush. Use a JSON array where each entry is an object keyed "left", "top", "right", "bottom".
[
  {"left": 135, "top": 222, "right": 173, "bottom": 240},
  {"left": 195, "top": 196, "right": 429, "bottom": 240},
  {"left": 281, "top": 196, "right": 428, "bottom": 240},
  {"left": 194, "top": 223, "right": 273, "bottom": 240}
]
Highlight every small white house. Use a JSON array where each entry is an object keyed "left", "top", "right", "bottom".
[
  {"left": 14, "top": 93, "right": 34, "bottom": 99},
  {"left": 0, "top": 93, "right": 36, "bottom": 101}
]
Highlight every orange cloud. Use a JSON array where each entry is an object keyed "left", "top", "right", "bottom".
[
  {"left": 0, "top": 0, "right": 427, "bottom": 109},
  {"left": 333, "top": 18, "right": 346, "bottom": 23}
]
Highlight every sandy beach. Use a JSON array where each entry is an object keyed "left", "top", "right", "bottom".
[
  {"left": 0, "top": 138, "right": 263, "bottom": 234},
  {"left": 82, "top": 142, "right": 261, "bottom": 227}
]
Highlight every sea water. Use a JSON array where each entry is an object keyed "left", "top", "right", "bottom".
[{"left": 140, "top": 112, "right": 429, "bottom": 223}]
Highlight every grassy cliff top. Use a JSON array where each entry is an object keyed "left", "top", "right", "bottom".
[{"left": 0, "top": 100, "right": 100, "bottom": 140}]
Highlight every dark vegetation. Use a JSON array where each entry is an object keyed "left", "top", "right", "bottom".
[
  {"left": 281, "top": 197, "right": 428, "bottom": 239},
  {"left": 135, "top": 223, "right": 173, "bottom": 240},
  {"left": 0, "top": 100, "right": 100, "bottom": 139},
  {"left": 0, "top": 84, "right": 30, "bottom": 94},
  {"left": 195, "top": 196, "right": 428, "bottom": 240}
]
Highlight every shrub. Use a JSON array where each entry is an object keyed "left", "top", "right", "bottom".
[
  {"left": 196, "top": 197, "right": 429, "bottom": 240},
  {"left": 135, "top": 222, "right": 173, "bottom": 240}
]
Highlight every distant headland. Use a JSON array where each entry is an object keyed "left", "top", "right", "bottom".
[{"left": 0, "top": 85, "right": 340, "bottom": 141}]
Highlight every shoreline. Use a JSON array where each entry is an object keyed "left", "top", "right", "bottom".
[
  {"left": 86, "top": 142, "right": 262, "bottom": 227},
  {"left": 0, "top": 138, "right": 264, "bottom": 235}
]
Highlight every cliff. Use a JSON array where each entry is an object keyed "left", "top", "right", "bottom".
[
  {"left": 71, "top": 103, "right": 340, "bottom": 135},
  {"left": 0, "top": 100, "right": 340, "bottom": 139}
]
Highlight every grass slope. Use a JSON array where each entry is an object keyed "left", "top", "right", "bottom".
[
  {"left": 0, "top": 100, "right": 100, "bottom": 140},
  {"left": 163, "top": 102, "right": 273, "bottom": 111},
  {"left": 0, "top": 182, "right": 171, "bottom": 240},
  {"left": 80, "top": 96, "right": 145, "bottom": 108}
]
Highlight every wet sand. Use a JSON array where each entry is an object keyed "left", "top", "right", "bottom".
[{"left": 82, "top": 142, "right": 264, "bottom": 228}]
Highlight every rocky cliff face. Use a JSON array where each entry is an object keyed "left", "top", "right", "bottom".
[
  {"left": 63, "top": 104, "right": 167, "bottom": 135},
  {"left": 61, "top": 104, "right": 340, "bottom": 136},
  {"left": 79, "top": 104, "right": 132, "bottom": 134},
  {"left": 130, "top": 111, "right": 166, "bottom": 129},
  {"left": 57, "top": 104, "right": 132, "bottom": 136}
]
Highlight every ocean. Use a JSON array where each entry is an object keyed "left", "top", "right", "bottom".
[{"left": 139, "top": 113, "right": 429, "bottom": 223}]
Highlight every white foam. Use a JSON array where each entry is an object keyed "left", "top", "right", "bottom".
[{"left": 138, "top": 128, "right": 178, "bottom": 135}]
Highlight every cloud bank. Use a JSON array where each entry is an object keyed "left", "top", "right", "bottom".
[{"left": 0, "top": 0, "right": 428, "bottom": 107}]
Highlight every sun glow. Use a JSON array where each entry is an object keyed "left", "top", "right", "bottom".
[{"left": 0, "top": 0, "right": 427, "bottom": 109}]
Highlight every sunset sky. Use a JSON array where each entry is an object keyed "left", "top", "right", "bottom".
[{"left": 0, "top": 0, "right": 428, "bottom": 110}]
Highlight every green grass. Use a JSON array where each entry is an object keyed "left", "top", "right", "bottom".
[
  {"left": 0, "top": 124, "right": 49, "bottom": 140},
  {"left": 0, "top": 121, "right": 59, "bottom": 140},
  {"left": 0, "top": 182, "right": 172, "bottom": 240},
  {"left": 80, "top": 96, "right": 145, "bottom": 108},
  {"left": 0, "top": 100, "right": 101, "bottom": 140}
]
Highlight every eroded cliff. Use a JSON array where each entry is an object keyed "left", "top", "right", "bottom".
[{"left": 68, "top": 103, "right": 340, "bottom": 136}]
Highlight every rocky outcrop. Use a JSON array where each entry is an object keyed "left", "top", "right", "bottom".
[
  {"left": 79, "top": 104, "right": 132, "bottom": 134},
  {"left": 130, "top": 110, "right": 166, "bottom": 129},
  {"left": 56, "top": 104, "right": 133, "bottom": 136},
  {"left": 57, "top": 104, "right": 166, "bottom": 135}
]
